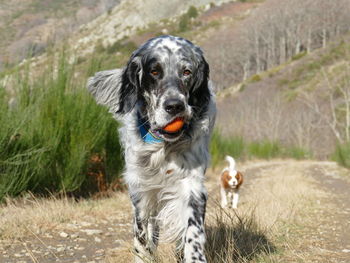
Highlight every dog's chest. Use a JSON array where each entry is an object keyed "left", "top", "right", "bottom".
[{"left": 127, "top": 144, "right": 206, "bottom": 185}]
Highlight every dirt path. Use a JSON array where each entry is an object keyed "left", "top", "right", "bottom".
[
  {"left": 0, "top": 160, "right": 349, "bottom": 262},
  {"left": 299, "top": 162, "right": 350, "bottom": 262}
]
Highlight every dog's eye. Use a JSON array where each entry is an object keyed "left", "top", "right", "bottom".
[
  {"left": 151, "top": 70, "right": 159, "bottom": 76},
  {"left": 183, "top": 70, "right": 191, "bottom": 76}
]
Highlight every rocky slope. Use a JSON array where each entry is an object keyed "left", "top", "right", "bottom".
[
  {"left": 0, "top": 0, "right": 235, "bottom": 72},
  {"left": 0, "top": 0, "right": 122, "bottom": 70}
]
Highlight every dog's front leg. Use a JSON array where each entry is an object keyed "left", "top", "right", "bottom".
[
  {"left": 220, "top": 187, "right": 228, "bottom": 208},
  {"left": 183, "top": 192, "right": 207, "bottom": 263},
  {"left": 131, "top": 195, "right": 158, "bottom": 262},
  {"left": 232, "top": 190, "right": 239, "bottom": 209}
]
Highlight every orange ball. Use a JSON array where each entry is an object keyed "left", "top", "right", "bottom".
[{"left": 163, "top": 118, "right": 185, "bottom": 133}]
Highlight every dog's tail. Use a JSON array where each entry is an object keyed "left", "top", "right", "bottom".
[{"left": 225, "top": 155, "right": 236, "bottom": 171}]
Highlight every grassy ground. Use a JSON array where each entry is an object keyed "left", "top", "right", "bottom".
[{"left": 1, "top": 160, "right": 349, "bottom": 262}]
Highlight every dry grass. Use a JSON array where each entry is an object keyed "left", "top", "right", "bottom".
[
  {"left": 0, "top": 160, "right": 334, "bottom": 262},
  {"left": 0, "top": 192, "right": 131, "bottom": 241},
  {"left": 106, "top": 160, "right": 329, "bottom": 262},
  {"left": 198, "top": 160, "right": 327, "bottom": 263},
  {"left": 204, "top": 208, "right": 276, "bottom": 263}
]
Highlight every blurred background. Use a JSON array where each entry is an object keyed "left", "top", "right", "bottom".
[{"left": 1, "top": 0, "right": 350, "bottom": 199}]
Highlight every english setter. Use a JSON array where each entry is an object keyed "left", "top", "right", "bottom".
[{"left": 87, "top": 35, "right": 216, "bottom": 262}]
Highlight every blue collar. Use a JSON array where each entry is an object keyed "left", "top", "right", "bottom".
[{"left": 138, "top": 116, "right": 164, "bottom": 144}]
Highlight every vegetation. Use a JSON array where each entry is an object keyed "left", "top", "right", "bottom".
[
  {"left": 205, "top": 209, "right": 275, "bottom": 262},
  {"left": 210, "top": 131, "right": 245, "bottom": 167},
  {"left": 106, "top": 39, "right": 138, "bottom": 55},
  {"left": 178, "top": 6, "right": 199, "bottom": 32},
  {"left": 208, "top": 0, "right": 350, "bottom": 90},
  {"left": 0, "top": 4, "right": 229, "bottom": 199},
  {"left": 0, "top": 0, "right": 121, "bottom": 70},
  {"left": 248, "top": 74, "right": 261, "bottom": 83},
  {"left": 291, "top": 51, "right": 307, "bottom": 61},
  {"left": 0, "top": 53, "right": 123, "bottom": 201},
  {"left": 0, "top": 55, "right": 311, "bottom": 200},
  {"left": 210, "top": 130, "right": 310, "bottom": 167},
  {"left": 332, "top": 143, "right": 350, "bottom": 169}
]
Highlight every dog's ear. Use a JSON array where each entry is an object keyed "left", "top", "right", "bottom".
[
  {"left": 116, "top": 56, "right": 141, "bottom": 115},
  {"left": 237, "top": 171, "right": 244, "bottom": 186},
  {"left": 189, "top": 55, "right": 211, "bottom": 116},
  {"left": 87, "top": 57, "right": 142, "bottom": 115},
  {"left": 87, "top": 69, "right": 123, "bottom": 114}
]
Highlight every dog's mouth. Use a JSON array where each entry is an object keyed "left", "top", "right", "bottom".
[
  {"left": 154, "top": 117, "right": 187, "bottom": 141},
  {"left": 228, "top": 182, "right": 237, "bottom": 188}
]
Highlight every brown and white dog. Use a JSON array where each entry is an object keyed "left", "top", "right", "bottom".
[{"left": 220, "top": 155, "right": 243, "bottom": 209}]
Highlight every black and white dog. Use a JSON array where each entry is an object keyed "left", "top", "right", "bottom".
[{"left": 87, "top": 35, "right": 216, "bottom": 262}]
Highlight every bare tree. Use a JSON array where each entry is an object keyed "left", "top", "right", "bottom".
[
  {"left": 207, "top": 0, "right": 350, "bottom": 88},
  {"left": 299, "top": 62, "right": 350, "bottom": 144}
]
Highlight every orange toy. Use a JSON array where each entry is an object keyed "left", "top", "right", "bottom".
[{"left": 163, "top": 118, "right": 185, "bottom": 133}]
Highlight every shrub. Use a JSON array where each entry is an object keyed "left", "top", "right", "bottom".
[
  {"left": 291, "top": 51, "right": 306, "bottom": 61},
  {"left": 248, "top": 140, "right": 281, "bottom": 159},
  {"left": 94, "top": 41, "right": 106, "bottom": 54},
  {"left": 249, "top": 74, "right": 261, "bottom": 83},
  {"left": 187, "top": 6, "right": 198, "bottom": 19},
  {"left": 0, "top": 53, "right": 123, "bottom": 200},
  {"left": 178, "top": 14, "right": 190, "bottom": 32},
  {"left": 210, "top": 131, "right": 310, "bottom": 167},
  {"left": 278, "top": 78, "right": 290, "bottom": 87},
  {"left": 205, "top": 209, "right": 276, "bottom": 262},
  {"left": 332, "top": 143, "right": 350, "bottom": 168},
  {"left": 76, "top": 56, "right": 87, "bottom": 65},
  {"left": 178, "top": 6, "right": 198, "bottom": 32},
  {"left": 283, "top": 146, "right": 311, "bottom": 160},
  {"left": 210, "top": 130, "right": 245, "bottom": 167},
  {"left": 106, "top": 40, "right": 137, "bottom": 55}
]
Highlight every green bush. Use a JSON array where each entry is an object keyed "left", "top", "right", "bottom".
[
  {"left": 0, "top": 53, "right": 123, "bottom": 200},
  {"left": 178, "top": 15, "right": 190, "bottom": 32},
  {"left": 178, "top": 6, "right": 198, "bottom": 32},
  {"left": 291, "top": 51, "right": 306, "bottom": 61},
  {"left": 94, "top": 41, "right": 106, "bottom": 54},
  {"left": 249, "top": 74, "right": 262, "bottom": 83},
  {"left": 283, "top": 146, "right": 311, "bottom": 160},
  {"left": 332, "top": 143, "right": 350, "bottom": 168},
  {"left": 210, "top": 130, "right": 310, "bottom": 167},
  {"left": 248, "top": 140, "right": 281, "bottom": 159},
  {"left": 106, "top": 40, "right": 137, "bottom": 55},
  {"left": 187, "top": 6, "right": 198, "bottom": 19},
  {"left": 210, "top": 130, "right": 245, "bottom": 167}
]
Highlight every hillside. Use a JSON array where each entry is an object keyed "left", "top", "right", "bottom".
[
  {"left": 0, "top": 0, "right": 122, "bottom": 71},
  {"left": 216, "top": 37, "right": 350, "bottom": 158},
  {"left": 0, "top": 0, "right": 238, "bottom": 74},
  {"left": 3, "top": 0, "right": 349, "bottom": 162}
]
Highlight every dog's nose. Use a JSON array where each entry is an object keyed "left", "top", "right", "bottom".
[{"left": 163, "top": 99, "right": 185, "bottom": 115}]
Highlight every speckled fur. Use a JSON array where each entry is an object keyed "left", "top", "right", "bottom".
[{"left": 87, "top": 35, "right": 216, "bottom": 262}]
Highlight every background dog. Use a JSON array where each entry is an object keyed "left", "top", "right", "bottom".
[
  {"left": 87, "top": 35, "right": 216, "bottom": 262},
  {"left": 220, "top": 155, "right": 243, "bottom": 209}
]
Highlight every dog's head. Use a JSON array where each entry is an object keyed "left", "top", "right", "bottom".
[
  {"left": 222, "top": 170, "right": 243, "bottom": 189},
  {"left": 88, "top": 35, "right": 211, "bottom": 142}
]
